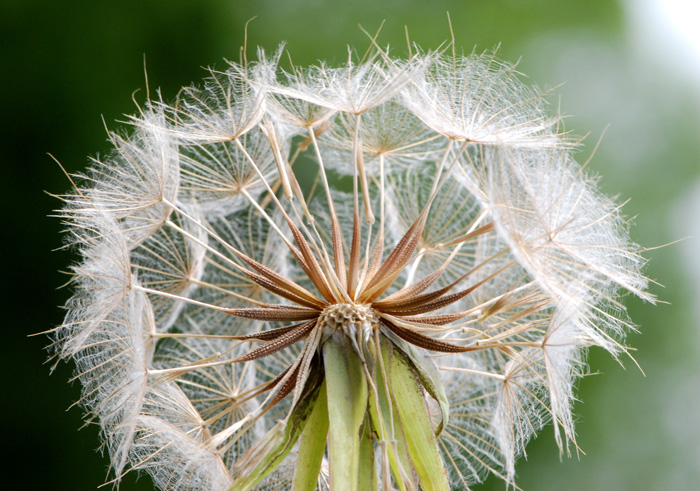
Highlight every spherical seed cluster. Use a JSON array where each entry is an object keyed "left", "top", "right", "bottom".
[{"left": 52, "top": 39, "right": 651, "bottom": 491}]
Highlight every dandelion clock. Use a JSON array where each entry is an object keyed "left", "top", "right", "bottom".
[{"left": 51, "top": 37, "right": 652, "bottom": 491}]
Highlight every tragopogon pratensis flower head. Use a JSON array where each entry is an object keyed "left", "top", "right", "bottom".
[{"left": 52, "top": 38, "right": 652, "bottom": 491}]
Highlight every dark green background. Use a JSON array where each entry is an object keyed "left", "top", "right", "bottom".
[{"left": 3, "top": 1, "right": 698, "bottom": 489}]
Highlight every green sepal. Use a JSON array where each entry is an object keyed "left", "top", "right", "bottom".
[
  {"left": 387, "top": 341, "right": 450, "bottom": 491},
  {"left": 228, "top": 368, "right": 323, "bottom": 491},
  {"left": 384, "top": 330, "right": 450, "bottom": 436},
  {"left": 357, "top": 417, "right": 378, "bottom": 491},
  {"left": 322, "top": 334, "right": 369, "bottom": 491},
  {"left": 292, "top": 380, "right": 329, "bottom": 491},
  {"left": 367, "top": 337, "right": 416, "bottom": 491}
]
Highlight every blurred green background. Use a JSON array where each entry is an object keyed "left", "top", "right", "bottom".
[{"left": 3, "top": 0, "right": 698, "bottom": 489}]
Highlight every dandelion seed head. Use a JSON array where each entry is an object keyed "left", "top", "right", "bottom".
[{"left": 52, "top": 35, "right": 650, "bottom": 490}]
